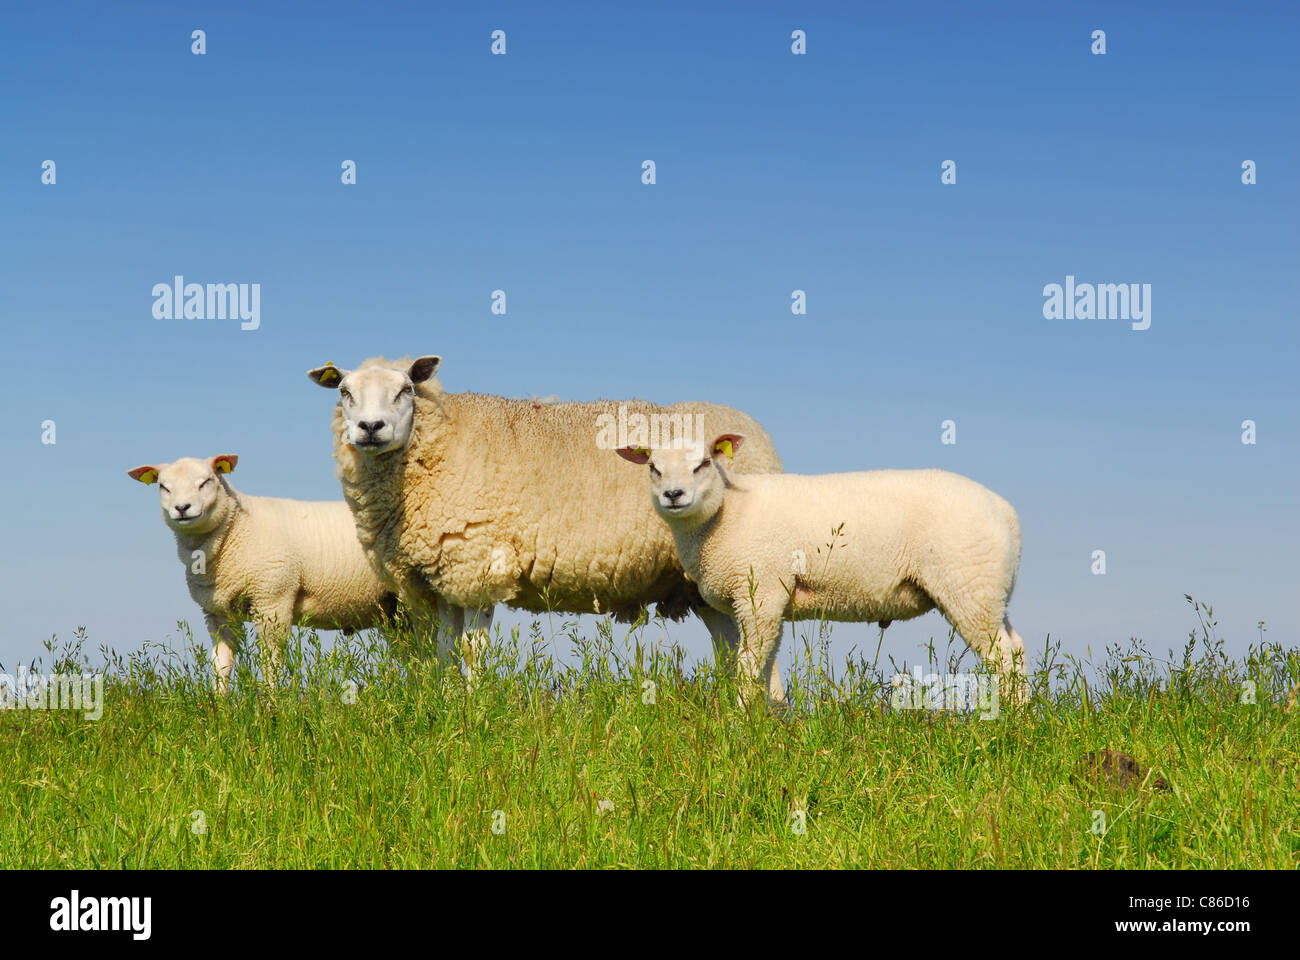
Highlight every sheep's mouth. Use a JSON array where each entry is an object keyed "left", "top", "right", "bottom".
[{"left": 353, "top": 439, "right": 386, "bottom": 451}]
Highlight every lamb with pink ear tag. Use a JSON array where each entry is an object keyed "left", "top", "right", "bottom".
[{"left": 619, "top": 434, "right": 1028, "bottom": 709}]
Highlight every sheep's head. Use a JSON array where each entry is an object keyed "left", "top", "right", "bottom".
[
  {"left": 128, "top": 455, "right": 238, "bottom": 536},
  {"left": 308, "top": 356, "right": 441, "bottom": 455},
  {"left": 616, "top": 434, "right": 743, "bottom": 526}
]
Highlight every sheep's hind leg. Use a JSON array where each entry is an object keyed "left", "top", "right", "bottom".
[
  {"left": 697, "top": 605, "right": 785, "bottom": 703},
  {"left": 940, "top": 591, "right": 1027, "bottom": 706},
  {"left": 996, "top": 619, "right": 1028, "bottom": 704},
  {"left": 970, "top": 618, "right": 1027, "bottom": 705}
]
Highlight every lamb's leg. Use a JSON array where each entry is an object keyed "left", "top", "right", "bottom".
[
  {"left": 997, "top": 619, "right": 1028, "bottom": 704},
  {"left": 254, "top": 610, "right": 292, "bottom": 689},
  {"left": 766, "top": 621, "right": 787, "bottom": 704},
  {"left": 733, "top": 606, "right": 787, "bottom": 709},
  {"left": 697, "top": 605, "right": 786, "bottom": 702},
  {"left": 204, "top": 612, "right": 241, "bottom": 695},
  {"left": 696, "top": 605, "right": 738, "bottom": 671},
  {"left": 932, "top": 584, "right": 1027, "bottom": 705}
]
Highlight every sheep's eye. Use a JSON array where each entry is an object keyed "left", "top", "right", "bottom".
[
  {"left": 694, "top": 459, "right": 711, "bottom": 473},
  {"left": 159, "top": 484, "right": 169, "bottom": 493},
  {"left": 340, "top": 390, "right": 352, "bottom": 402},
  {"left": 649, "top": 466, "right": 661, "bottom": 478},
  {"left": 394, "top": 391, "right": 407, "bottom": 404},
  {"left": 200, "top": 479, "right": 212, "bottom": 488}
]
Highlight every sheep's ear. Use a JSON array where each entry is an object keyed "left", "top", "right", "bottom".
[
  {"left": 308, "top": 363, "right": 347, "bottom": 388},
  {"left": 128, "top": 465, "right": 160, "bottom": 485},
  {"left": 211, "top": 455, "right": 238, "bottom": 475},
  {"left": 409, "top": 355, "right": 441, "bottom": 383},
  {"left": 616, "top": 446, "right": 651, "bottom": 465},
  {"left": 712, "top": 434, "right": 744, "bottom": 460}
]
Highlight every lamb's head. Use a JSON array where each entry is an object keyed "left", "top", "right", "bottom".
[
  {"left": 616, "top": 434, "right": 744, "bottom": 526},
  {"left": 128, "top": 455, "right": 238, "bottom": 536},
  {"left": 308, "top": 355, "right": 441, "bottom": 455}
]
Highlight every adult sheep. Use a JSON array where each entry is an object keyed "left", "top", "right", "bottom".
[
  {"left": 617, "top": 434, "right": 1028, "bottom": 707},
  {"left": 128, "top": 455, "right": 398, "bottom": 692},
  {"left": 307, "top": 355, "right": 785, "bottom": 696}
]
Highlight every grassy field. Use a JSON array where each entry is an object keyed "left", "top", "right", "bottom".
[{"left": 1, "top": 598, "right": 1296, "bottom": 869}]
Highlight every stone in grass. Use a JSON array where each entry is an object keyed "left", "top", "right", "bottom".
[{"left": 1073, "top": 750, "right": 1170, "bottom": 792}]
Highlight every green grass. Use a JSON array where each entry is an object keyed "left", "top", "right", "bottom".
[{"left": 1, "top": 598, "right": 1296, "bottom": 868}]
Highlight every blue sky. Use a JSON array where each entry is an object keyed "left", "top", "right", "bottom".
[{"left": 2, "top": 1, "right": 1296, "bottom": 676}]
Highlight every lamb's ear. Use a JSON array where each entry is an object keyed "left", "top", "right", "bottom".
[
  {"left": 409, "top": 355, "right": 441, "bottom": 383},
  {"left": 616, "top": 446, "right": 651, "bottom": 465},
  {"left": 211, "top": 455, "right": 238, "bottom": 475},
  {"left": 128, "top": 465, "right": 160, "bottom": 485},
  {"left": 308, "top": 363, "right": 347, "bottom": 388},
  {"left": 711, "top": 434, "right": 744, "bottom": 460}
]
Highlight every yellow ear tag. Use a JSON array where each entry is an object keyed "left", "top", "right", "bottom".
[
  {"left": 137, "top": 469, "right": 158, "bottom": 485},
  {"left": 215, "top": 459, "right": 233, "bottom": 474},
  {"left": 715, "top": 439, "right": 734, "bottom": 459},
  {"left": 636, "top": 447, "right": 651, "bottom": 459},
  {"left": 319, "top": 366, "right": 339, "bottom": 384}
]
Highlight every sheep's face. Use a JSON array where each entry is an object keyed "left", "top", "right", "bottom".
[
  {"left": 128, "top": 456, "right": 237, "bottom": 536},
  {"left": 308, "top": 356, "right": 441, "bottom": 455},
  {"left": 616, "top": 434, "right": 744, "bottom": 527}
]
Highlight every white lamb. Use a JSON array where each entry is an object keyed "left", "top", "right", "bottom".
[
  {"left": 128, "top": 455, "right": 397, "bottom": 692},
  {"left": 306, "top": 356, "right": 787, "bottom": 697},
  {"left": 617, "top": 434, "right": 1027, "bottom": 705}
]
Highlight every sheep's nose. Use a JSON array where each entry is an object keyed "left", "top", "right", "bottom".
[
  {"left": 358, "top": 420, "right": 385, "bottom": 435},
  {"left": 663, "top": 489, "right": 685, "bottom": 502},
  {"left": 174, "top": 503, "right": 191, "bottom": 515}
]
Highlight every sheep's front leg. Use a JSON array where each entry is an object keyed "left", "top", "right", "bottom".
[
  {"left": 431, "top": 597, "right": 466, "bottom": 666},
  {"left": 382, "top": 590, "right": 440, "bottom": 663},
  {"left": 204, "top": 611, "right": 241, "bottom": 695},
  {"left": 460, "top": 607, "right": 493, "bottom": 685},
  {"left": 426, "top": 601, "right": 493, "bottom": 682},
  {"left": 733, "top": 606, "right": 787, "bottom": 709},
  {"left": 253, "top": 605, "right": 293, "bottom": 689},
  {"left": 698, "top": 605, "right": 785, "bottom": 703}
]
